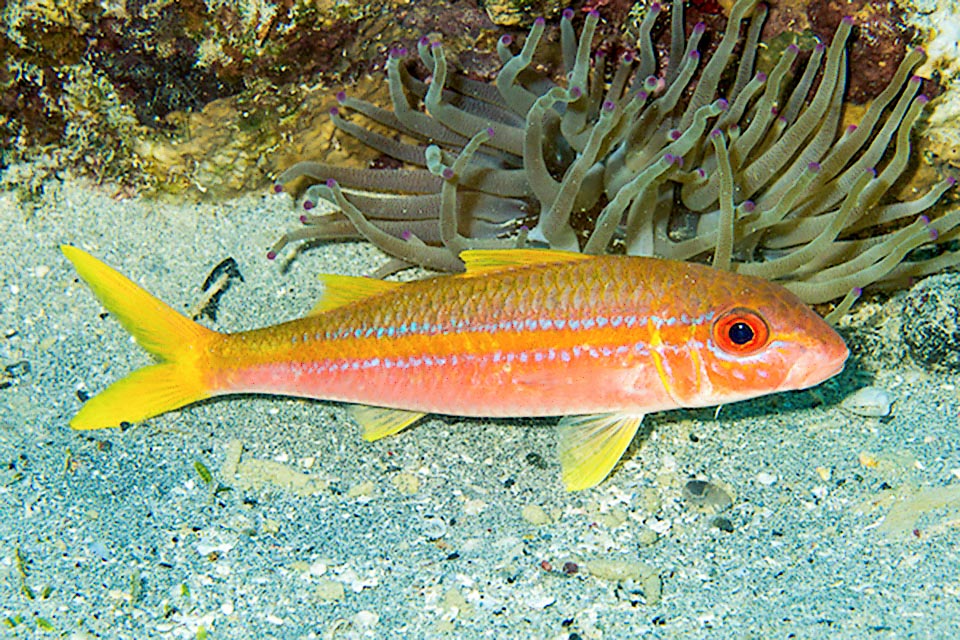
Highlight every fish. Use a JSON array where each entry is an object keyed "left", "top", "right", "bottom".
[{"left": 61, "top": 245, "right": 848, "bottom": 490}]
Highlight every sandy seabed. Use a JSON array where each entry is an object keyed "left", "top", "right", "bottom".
[{"left": 1, "top": 176, "right": 959, "bottom": 638}]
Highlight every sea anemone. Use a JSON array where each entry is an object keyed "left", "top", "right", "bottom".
[{"left": 272, "top": 0, "right": 958, "bottom": 312}]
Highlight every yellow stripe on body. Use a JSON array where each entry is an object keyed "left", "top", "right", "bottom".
[{"left": 647, "top": 319, "right": 676, "bottom": 403}]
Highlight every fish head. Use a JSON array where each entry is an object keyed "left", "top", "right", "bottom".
[{"left": 666, "top": 269, "right": 849, "bottom": 407}]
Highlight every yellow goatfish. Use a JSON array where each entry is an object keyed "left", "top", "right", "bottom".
[{"left": 62, "top": 246, "right": 848, "bottom": 490}]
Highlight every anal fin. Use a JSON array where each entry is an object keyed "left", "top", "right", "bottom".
[
  {"left": 349, "top": 405, "right": 426, "bottom": 441},
  {"left": 557, "top": 413, "right": 645, "bottom": 491}
]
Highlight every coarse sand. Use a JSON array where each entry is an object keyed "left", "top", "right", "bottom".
[{"left": 1, "top": 177, "right": 959, "bottom": 638}]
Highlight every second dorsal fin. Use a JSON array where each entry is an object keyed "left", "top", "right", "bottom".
[{"left": 459, "top": 248, "right": 590, "bottom": 277}]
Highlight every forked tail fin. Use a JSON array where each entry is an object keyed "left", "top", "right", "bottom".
[{"left": 61, "top": 246, "right": 220, "bottom": 429}]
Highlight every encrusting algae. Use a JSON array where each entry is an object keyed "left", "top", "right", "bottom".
[{"left": 272, "top": 0, "right": 959, "bottom": 310}]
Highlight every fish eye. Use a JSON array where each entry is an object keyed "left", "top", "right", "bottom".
[{"left": 713, "top": 308, "right": 769, "bottom": 355}]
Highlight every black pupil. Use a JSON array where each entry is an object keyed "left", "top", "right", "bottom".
[{"left": 729, "top": 321, "right": 755, "bottom": 345}]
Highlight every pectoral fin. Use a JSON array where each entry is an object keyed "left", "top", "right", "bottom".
[
  {"left": 557, "top": 413, "right": 645, "bottom": 491},
  {"left": 350, "top": 405, "right": 426, "bottom": 441}
]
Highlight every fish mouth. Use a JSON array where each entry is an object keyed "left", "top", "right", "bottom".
[{"left": 781, "top": 341, "right": 850, "bottom": 390}]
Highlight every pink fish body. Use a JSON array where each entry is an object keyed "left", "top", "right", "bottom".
[{"left": 63, "top": 246, "right": 848, "bottom": 489}]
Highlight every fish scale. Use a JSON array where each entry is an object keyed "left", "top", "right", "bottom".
[{"left": 61, "top": 246, "right": 848, "bottom": 489}]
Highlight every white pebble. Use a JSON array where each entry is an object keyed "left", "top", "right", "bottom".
[
  {"left": 421, "top": 515, "right": 447, "bottom": 539},
  {"left": 841, "top": 386, "right": 895, "bottom": 417},
  {"left": 756, "top": 472, "right": 777, "bottom": 486}
]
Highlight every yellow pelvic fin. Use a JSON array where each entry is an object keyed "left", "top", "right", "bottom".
[
  {"left": 311, "top": 274, "right": 402, "bottom": 315},
  {"left": 557, "top": 413, "right": 645, "bottom": 491},
  {"left": 458, "top": 248, "right": 590, "bottom": 277},
  {"left": 349, "top": 405, "right": 426, "bottom": 441},
  {"left": 61, "top": 246, "right": 219, "bottom": 430}
]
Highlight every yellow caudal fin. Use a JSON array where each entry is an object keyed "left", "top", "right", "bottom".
[{"left": 62, "top": 246, "right": 220, "bottom": 430}]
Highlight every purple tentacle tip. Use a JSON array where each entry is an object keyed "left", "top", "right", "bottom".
[
  {"left": 716, "top": 98, "right": 729, "bottom": 110},
  {"left": 401, "top": 230, "right": 413, "bottom": 241},
  {"left": 742, "top": 201, "right": 755, "bottom": 213},
  {"left": 711, "top": 128, "right": 722, "bottom": 138},
  {"left": 787, "top": 44, "right": 800, "bottom": 53},
  {"left": 266, "top": 250, "right": 277, "bottom": 261},
  {"left": 486, "top": 127, "right": 495, "bottom": 137},
  {"left": 808, "top": 162, "right": 821, "bottom": 172},
  {"left": 842, "top": 16, "right": 854, "bottom": 25},
  {"left": 663, "top": 153, "right": 676, "bottom": 164},
  {"left": 570, "top": 86, "right": 582, "bottom": 98},
  {"left": 846, "top": 124, "right": 858, "bottom": 133},
  {"left": 910, "top": 75, "right": 922, "bottom": 84},
  {"left": 419, "top": 35, "right": 431, "bottom": 46},
  {"left": 947, "top": 176, "right": 957, "bottom": 186},
  {"left": 335, "top": 91, "right": 346, "bottom": 103},
  {"left": 622, "top": 52, "right": 634, "bottom": 63},
  {"left": 815, "top": 42, "right": 825, "bottom": 53},
  {"left": 326, "top": 178, "right": 337, "bottom": 188},
  {"left": 694, "top": 22, "right": 706, "bottom": 35},
  {"left": 300, "top": 214, "right": 310, "bottom": 224},
  {"left": 929, "top": 227, "right": 939, "bottom": 241},
  {"left": 273, "top": 184, "right": 284, "bottom": 193},
  {"left": 588, "top": 10, "right": 599, "bottom": 18},
  {"left": 431, "top": 40, "right": 442, "bottom": 49},
  {"left": 689, "top": 50, "right": 700, "bottom": 60},
  {"left": 329, "top": 107, "right": 339, "bottom": 116},
  {"left": 651, "top": 2, "right": 662, "bottom": 12},
  {"left": 303, "top": 200, "right": 315, "bottom": 211},
  {"left": 756, "top": 72, "right": 767, "bottom": 83},
  {"left": 853, "top": 287, "right": 863, "bottom": 296},
  {"left": 917, "top": 95, "right": 929, "bottom": 105},
  {"left": 915, "top": 46, "right": 926, "bottom": 56},
  {"left": 919, "top": 214, "right": 931, "bottom": 224},
  {"left": 442, "top": 167, "right": 455, "bottom": 180},
  {"left": 535, "top": 16, "right": 546, "bottom": 25},
  {"left": 669, "top": 129, "right": 681, "bottom": 140},
  {"left": 866, "top": 167, "right": 878, "bottom": 177},
  {"left": 500, "top": 34, "right": 512, "bottom": 46},
  {"left": 397, "top": 46, "right": 407, "bottom": 57},
  {"left": 602, "top": 100, "right": 616, "bottom": 112},
  {"left": 562, "top": 8, "right": 574, "bottom": 20}
]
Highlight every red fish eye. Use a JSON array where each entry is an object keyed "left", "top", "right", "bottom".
[{"left": 713, "top": 308, "right": 769, "bottom": 355}]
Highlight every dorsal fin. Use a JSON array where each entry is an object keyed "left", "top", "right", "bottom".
[
  {"left": 458, "top": 248, "right": 590, "bottom": 277},
  {"left": 310, "top": 274, "right": 402, "bottom": 315}
]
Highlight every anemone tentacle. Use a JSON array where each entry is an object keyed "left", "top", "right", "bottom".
[{"left": 273, "top": 0, "right": 958, "bottom": 306}]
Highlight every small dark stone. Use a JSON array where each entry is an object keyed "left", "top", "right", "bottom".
[
  {"left": 901, "top": 273, "right": 960, "bottom": 372},
  {"left": 712, "top": 517, "right": 735, "bottom": 532},
  {"left": 525, "top": 452, "right": 549, "bottom": 470}
]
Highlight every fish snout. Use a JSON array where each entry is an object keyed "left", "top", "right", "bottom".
[{"left": 781, "top": 335, "right": 849, "bottom": 391}]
